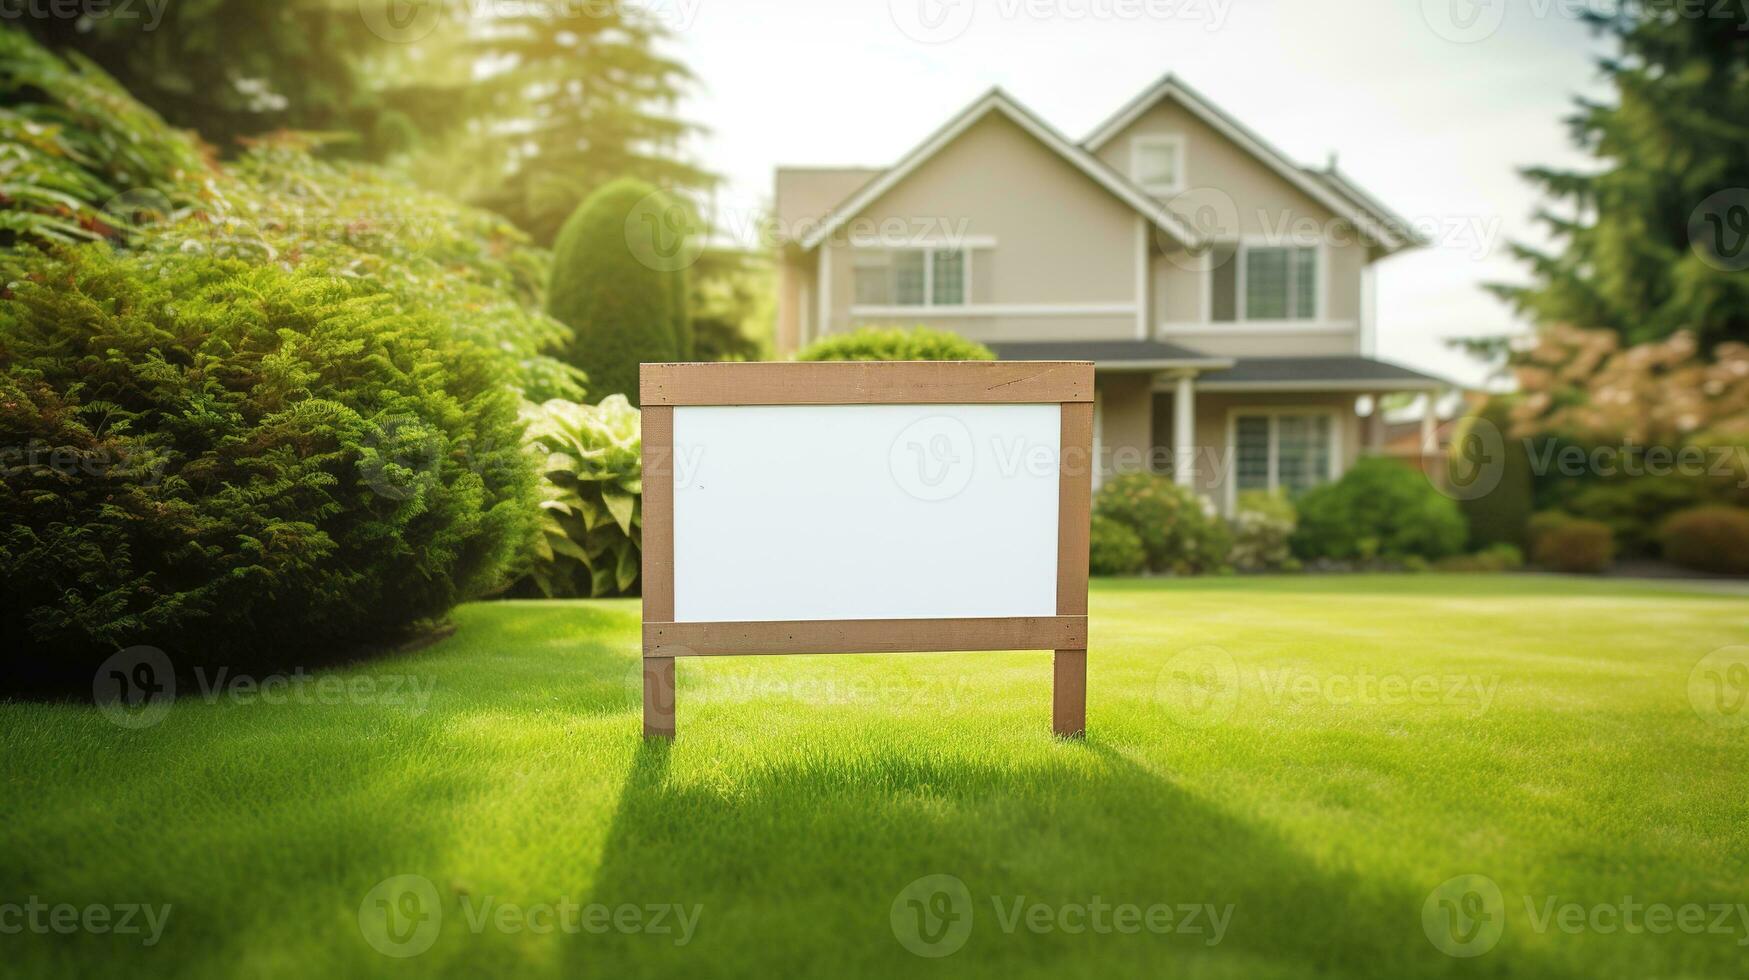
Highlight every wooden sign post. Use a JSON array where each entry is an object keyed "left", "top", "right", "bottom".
[{"left": 639, "top": 361, "right": 1093, "bottom": 739}]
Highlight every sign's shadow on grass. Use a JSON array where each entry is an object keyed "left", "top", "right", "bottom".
[{"left": 573, "top": 736, "right": 1586, "bottom": 978}]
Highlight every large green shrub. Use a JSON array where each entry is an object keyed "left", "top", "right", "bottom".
[
  {"left": 796, "top": 325, "right": 994, "bottom": 362},
  {"left": 1292, "top": 456, "right": 1468, "bottom": 561},
  {"left": 1088, "top": 514, "right": 1146, "bottom": 576},
  {"left": 1551, "top": 473, "right": 1707, "bottom": 559},
  {"left": 1229, "top": 489, "right": 1297, "bottom": 572},
  {"left": 1450, "top": 397, "right": 1534, "bottom": 550},
  {"left": 548, "top": 178, "right": 692, "bottom": 405},
  {"left": 1659, "top": 506, "right": 1749, "bottom": 575},
  {"left": 1094, "top": 472, "right": 1231, "bottom": 574},
  {"left": 0, "top": 246, "right": 539, "bottom": 673},
  {"left": 519, "top": 395, "right": 643, "bottom": 597}
]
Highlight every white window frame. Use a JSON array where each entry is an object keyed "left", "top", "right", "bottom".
[
  {"left": 850, "top": 246, "right": 971, "bottom": 309},
  {"left": 1224, "top": 406, "right": 1343, "bottom": 513},
  {"left": 1131, "top": 135, "right": 1186, "bottom": 197},
  {"left": 1235, "top": 240, "right": 1325, "bottom": 323}
]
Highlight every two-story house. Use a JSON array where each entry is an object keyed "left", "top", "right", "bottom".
[{"left": 773, "top": 74, "right": 1453, "bottom": 511}]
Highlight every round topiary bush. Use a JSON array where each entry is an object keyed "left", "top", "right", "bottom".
[
  {"left": 1093, "top": 472, "right": 1231, "bottom": 574},
  {"left": 0, "top": 246, "right": 539, "bottom": 677},
  {"left": 1291, "top": 456, "right": 1468, "bottom": 562},
  {"left": 1532, "top": 518, "right": 1615, "bottom": 573},
  {"left": 1088, "top": 514, "right": 1146, "bottom": 576},
  {"left": 796, "top": 325, "right": 993, "bottom": 361},
  {"left": 548, "top": 178, "right": 692, "bottom": 405},
  {"left": 1659, "top": 506, "right": 1749, "bottom": 574}
]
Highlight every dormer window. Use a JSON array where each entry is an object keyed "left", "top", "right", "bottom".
[{"left": 1131, "top": 135, "right": 1185, "bottom": 196}]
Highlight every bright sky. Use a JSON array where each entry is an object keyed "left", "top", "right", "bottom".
[{"left": 662, "top": 0, "right": 1610, "bottom": 387}]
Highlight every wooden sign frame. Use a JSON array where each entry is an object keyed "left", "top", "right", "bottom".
[{"left": 639, "top": 361, "right": 1093, "bottom": 739}]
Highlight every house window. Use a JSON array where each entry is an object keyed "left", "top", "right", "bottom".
[
  {"left": 1233, "top": 412, "right": 1334, "bottom": 497},
  {"left": 1239, "top": 245, "right": 1318, "bottom": 321},
  {"left": 1132, "top": 136, "right": 1184, "bottom": 196},
  {"left": 851, "top": 248, "right": 968, "bottom": 307}
]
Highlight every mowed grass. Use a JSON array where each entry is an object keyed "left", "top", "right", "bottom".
[{"left": 2, "top": 575, "right": 1746, "bottom": 979}]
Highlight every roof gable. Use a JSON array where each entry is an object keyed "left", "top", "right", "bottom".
[
  {"left": 798, "top": 89, "right": 1200, "bottom": 252},
  {"left": 1083, "top": 74, "right": 1423, "bottom": 252}
]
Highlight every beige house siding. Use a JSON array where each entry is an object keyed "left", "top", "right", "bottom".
[
  {"left": 804, "top": 112, "right": 1145, "bottom": 347},
  {"left": 1098, "top": 97, "right": 1367, "bottom": 352},
  {"left": 1095, "top": 375, "right": 1156, "bottom": 477}
]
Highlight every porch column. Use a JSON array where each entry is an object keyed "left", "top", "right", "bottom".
[
  {"left": 1366, "top": 393, "right": 1387, "bottom": 453},
  {"left": 1172, "top": 370, "right": 1196, "bottom": 487},
  {"left": 1420, "top": 390, "right": 1441, "bottom": 455}
]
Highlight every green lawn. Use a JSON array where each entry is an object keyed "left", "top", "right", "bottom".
[{"left": 3, "top": 576, "right": 1746, "bottom": 979}]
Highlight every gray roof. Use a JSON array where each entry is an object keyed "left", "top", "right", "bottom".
[
  {"left": 990, "top": 344, "right": 1455, "bottom": 390},
  {"left": 988, "top": 339, "right": 1226, "bottom": 366},
  {"left": 1198, "top": 356, "right": 1452, "bottom": 389}
]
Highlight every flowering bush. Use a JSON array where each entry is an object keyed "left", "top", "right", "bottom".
[
  {"left": 1229, "top": 490, "right": 1297, "bottom": 572},
  {"left": 1094, "top": 472, "right": 1231, "bottom": 575}
]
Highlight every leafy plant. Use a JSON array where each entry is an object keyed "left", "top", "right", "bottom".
[
  {"left": 796, "top": 325, "right": 994, "bottom": 362},
  {"left": 1434, "top": 544, "right": 1526, "bottom": 573},
  {"left": 1094, "top": 472, "right": 1231, "bottom": 575},
  {"left": 519, "top": 396, "right": 643, "bottom": 597},
  {"left": 1292, "top": 457, "right": 1468, "bottom": 561}
]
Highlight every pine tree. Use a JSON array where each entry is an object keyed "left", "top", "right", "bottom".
[
  {"left": 453, "top": 9, "right": 718, "bottom": 245},
  {"left": 1492, "top": 4, "right": 1749, "bottom": 348}
]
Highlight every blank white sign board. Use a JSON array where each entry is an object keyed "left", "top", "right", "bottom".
[{"left": 671, "top": 403, "right": 1061, "bottom": 622}]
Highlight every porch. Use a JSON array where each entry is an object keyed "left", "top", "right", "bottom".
[{"left": 989, "top": 340, "right": 1455, "bottom": 512}]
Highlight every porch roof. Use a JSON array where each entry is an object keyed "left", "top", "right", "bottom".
[
  {"left": 988, "top": 340, "right": 1232, "bottom": 371},
  {"left": 1195, "top": 356, "right": 1453, "bottom": 392},
  {"left": 989, "top": 343, "right": 1457, "bottom": 391}
]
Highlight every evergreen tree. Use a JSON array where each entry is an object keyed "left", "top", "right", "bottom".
[
  {"left": 455, "top": 8, "right": 717, "bottom": 245},
  {"left": 1492, "top": 3, "right": 1749, "bottom": 347}
]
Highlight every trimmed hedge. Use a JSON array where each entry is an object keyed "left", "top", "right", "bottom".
[
  {"left": 0, "top": 246, "right": 539, "bottom": 673},
  {"left": 1292, "top": 456, "right": 1468, "bottom": 561},
  {"left": 796, "top": 325, "right": 993, "bottom": 362},
  {"left": 1660, "top": 506, "right": 1749, "bottom": 575},
  {"left": 548, "top": 178, "right": 691, "bottom": 405}
]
